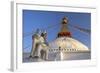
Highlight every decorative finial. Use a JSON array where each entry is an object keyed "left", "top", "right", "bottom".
[{"left": 62, "top": 17, "right": 68, "bottom": 24}]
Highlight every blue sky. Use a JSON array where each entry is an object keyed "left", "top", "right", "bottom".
[{"left": 23, "top": 10, "right": 91, "bottom": 53}]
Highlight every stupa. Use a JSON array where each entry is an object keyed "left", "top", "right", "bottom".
[{"left": 49, "top": 17, "right": 90, "bottom": 61}]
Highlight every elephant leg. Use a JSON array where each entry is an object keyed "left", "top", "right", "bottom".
[
  {"left": 40, "top": 50, "right": 44, "bottom": 59},
  {"left": 45, "top": 50, "right": 48, "bottom": 60},
  {"left": 35, "top": 45, "right": 43, "bottom": 58}
]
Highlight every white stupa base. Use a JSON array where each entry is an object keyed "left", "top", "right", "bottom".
[
  {"left": 48, "top": 51, "right": 90, "bottom": 61},
  {"left": 54, "top": 51, "right": 64, "bottom": 61}
]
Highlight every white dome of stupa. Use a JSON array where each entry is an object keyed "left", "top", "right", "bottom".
[
  {"left": 48, "top": 37, "right": 90, "bottom": 61},
  {"left": 49, "top": 37, "right": 89, "bottom": 52}
]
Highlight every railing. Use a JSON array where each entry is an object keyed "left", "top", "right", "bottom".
[{"left": 49, "top": 48, "right": 90, "bottom": 53}]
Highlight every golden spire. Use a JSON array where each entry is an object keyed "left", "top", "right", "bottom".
[
  {"left": 57, "top": 17, "right": 71, "bottom": 37},
  {"left": 60, "top": 17, "right": 69, "bottom": 32}
]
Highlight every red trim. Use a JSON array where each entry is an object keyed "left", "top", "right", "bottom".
[{"left": 58, "top": 32, "right": 71, "bottom": 37}]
